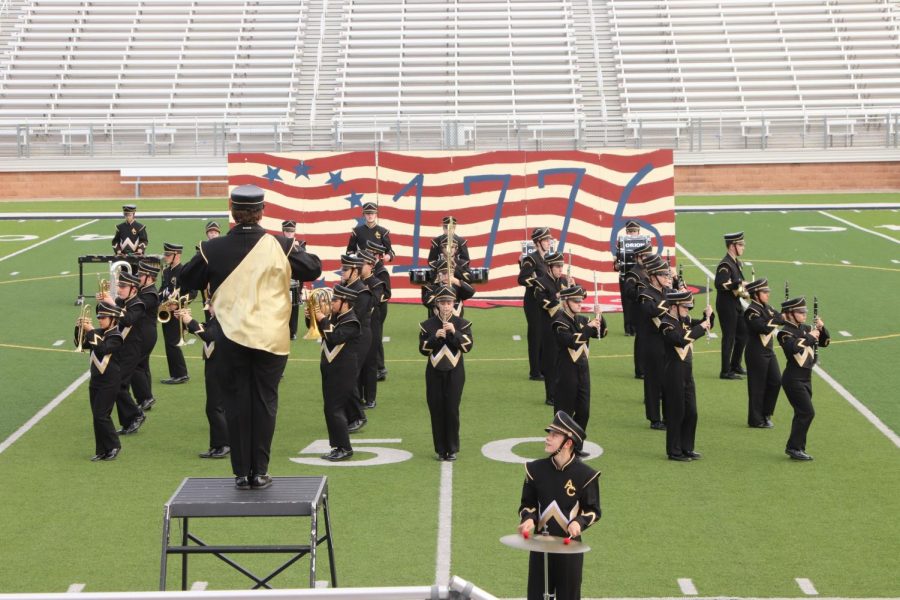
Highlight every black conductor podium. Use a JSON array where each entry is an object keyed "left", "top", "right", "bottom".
[{"left": 159, "top": 477, "right": 336, "bottom": 590}]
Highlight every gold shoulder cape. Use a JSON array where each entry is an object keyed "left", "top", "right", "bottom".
[{"left": 211, "top": 234, "right": 291, "bottom": 355}]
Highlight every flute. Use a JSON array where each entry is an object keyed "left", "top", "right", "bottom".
[{"left": 593, "top": 271, "right": 600, "bottom": 319}]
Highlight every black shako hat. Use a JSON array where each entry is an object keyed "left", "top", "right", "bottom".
[
  {"left": 230, "top": 184, "right": 265, "bottom": 209},
  {"left": 545, "top": 411, "right": 586, "bottom": 452},
  {"left": 332, "top": 284, "right": 358, "bottom": 302},
  {"left": 544, "top": 251, "right": 564, "bottom": 266},
  {"left": 559, "top": 285, "right": 586, "bottom": 300},
  {"left": 531, "top": 227, "right": 552, "bottom": 243},
  {"left": 724, "top": 231, "right": 745, "bottom": 244},
  {"left": 340, "top": 253, "right": 364, "bottom": 268},
  {"left": 117, "top": 272, "right": 141, "bottom": 287},
  {"left": 205, "top": 221, "right": 220, "bottom": 233},
  {"left": 362, "top": 202, "right": 378, "bottom": 214},
  {"left": 666, "top": 289, "right": 694, "bottom": 307},
  {"left": 122, "top": 204, "right": 137, "bottom": 215},
  {"left": 782, "top": 297, "right": 807, "bottom": 312},
  {"left": 746, "top": 278, "right": 770, "bottom": 295},
  {"left": 137, "top": 259, "right": 161, "bottom": 277},
  {"left": 96, "top": 301, "right": 124, "bottom": 319}
]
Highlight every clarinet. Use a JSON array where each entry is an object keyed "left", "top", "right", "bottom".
[{"left": 812, "top": 296, "right": 819, "bottom": 364}]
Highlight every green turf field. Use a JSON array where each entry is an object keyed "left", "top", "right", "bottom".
[{"left": 0, "top": 202, "right": 897, "bottom": 597}]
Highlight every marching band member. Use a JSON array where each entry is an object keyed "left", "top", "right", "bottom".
[
  {"left": 532, "top": 251, "right": 567, "bottom": 407},
  {"left": 317, "top": 284, "right": 361, "bottom": 462},
  {"left": 159, "top": 242, "right": 191, "bottom": 384},
  {"left": 360, "top": 249, "right": 386, "bottom": 408},
  {"left": 517, "top": 411, "right": 601, "bottom": 600},
  {"left": 282, "top": 220, "right": 303, "bottom": 340},
  {"left": 421, "top": 257, "right": 474, "bottom": 319},
  {"left": 98, "top": 271, "right": 146, "bottom": 436},
  {"left": 428, "top": 215, "right": 470, "bottom": 265},
  {"left": 637, "top": 255, "right": 671, "bottom": 430},
  {"left": 419, "top": 285, "right": 474, "bottom": 461},
  {"left": 205, "top": 221, "right": 221, "bottom": 240},
  {"left": 623, "top": 241, "right": 654, "bottom": 379},
  {"left": 778, "top": 297, "right": 830, "bottom": 461},
  {"left": 658, "top": 290, "right": 713, "bottom": 461},
  {"left": 131, "top": 258, "right": 161, "bottom": 412},
  {"left": 553, "top": 285, "right": 607, "bottom": 439},
  {"left": 347, "top": 202, "right": 394, "bottom": 260},
  {"left": 743, "top": 279, "right": 784, "bottom": 428},
  {"left": 518, "top": 227, "right": 554, "bottom": 381},
  {"left": 715, "top": 232, "right": 749, "bottom": 380},
  {"left": 614, "top": 220, "right": 643, "bottom": 336},
  {"left": 366, "top": 240, "right": 392, "bottom": 381},
  {"left": 179, "top": 184, "right": 322, "bottom": 489},
  {"left": 75, "top": 301, "right": 126, "bottom": 461},
  {"left": 112, "top": 204, "right": 147, "bottom": 256},
  {"left": 177, "top": 305, "right": 230, "bottom": 459},
  {"left": 340, "top": 253, "right": 374, "bottom": 432}
]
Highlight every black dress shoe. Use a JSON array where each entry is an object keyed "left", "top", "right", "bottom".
[
  {"left": 720, "top": 371, "right": 742, "bottom": 380},
  {"left": 161, "top": 375, "right": 189, "bottom": 385},
  {"left": 198, "top": 448, "right": 215, "bottom": 458},
  {"left": 290, "top": 334, "right": 298, "bottom": 341},
  {"left": 322, "top": 448, "right": 353, "bottom": 461},
  {"left": 364, "top": 400, "right": 376, "bottom": 409},
  {"left": 125, "top": 414, "right": 145, "bottom": 434},
  {"left": 250, "top": 474, "right": 273, "bottom": 489},
  {"left": 444, "top": 452, "right": 457, "bottom": 461},
  {"left": 211, "top": 446, "right": 230, "bottom": 459},
  {"left": 668, "top": 454, "right": 691, "bottom": 462},
  {"left": 683, "top": 450, "right": 702, "bottom": 459},
  {"left": 235, "top": 476, "right": 251, "bottom": 490},
  {"left": 634, "top": 373, "right": 644, "bottom": 379},
  {"left": 785, "top": 448, "right": 813, "bottom": 461},
  {"left": 529, "top": 374, "right": 545, "bottom": 381},
  {"left": 139, "top": 397, "right": 156, "bottom": 411},
  {"left": 544, "top": 398, "right": 554, "bottom": 406},
  {"left": 435, "top": 453, "right": 445, "bottom": 461},
  {"left": 348, "top": 418, "right": 367, "bottom": 433},
  {"left": 90, "top": 452, "right": 106, "bottom": 462},
  {"left": 102, "top": 447, "right": 120, "bottom": 461},
  {"left": 732, "top": 366, "right": 747, "bottom": 375},
  {"left": 750, "top": 422, "right": 774, "bottom": 429},
  {"left": 765, "top": 417, "right": 774, "bottom": 427},
  {"left": 650, "top": 421, "right": 667, "bottom": 430}
]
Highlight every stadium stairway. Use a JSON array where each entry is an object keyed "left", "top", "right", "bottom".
[
  {"left": 292, "top": 0, "right": 345, "bottom": 150},
  {"left": 571, "top": 0, "right": 626, "bottom": 148},
  {"left": 0, "top": 0, "right": 28, "bottom": 67}
]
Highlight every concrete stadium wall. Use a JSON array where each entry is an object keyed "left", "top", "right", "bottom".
[{"left": 0, "top": 162, "right": 897, "bottom": 200}]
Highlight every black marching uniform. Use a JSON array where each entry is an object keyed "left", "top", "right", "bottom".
[
  {"left": 319, "top": 303, "right": 361, "bottom": 455},
  {"left": 362, "top": 272, "right": 387, "bottom": 407},
  {"left": 427, "top": 232, "right": 470, "bottom": 265},
  {"left": 614, "top": 229, "right": 650, "bottom": 335},
  {"left": 658, "top": 303, "right": 711, "bottom": 459},
  {"left": 346, "top": 274, "right": 374, "bottom": 423},
  {"left": 421, "top": 267, "right": 475, "bottom": 320},
  {"left": 743, "top": 285, "right": 784, "bottom": 427},
  {"left": 622, "top": 252, "right": 650, "bottom": 378},
  {"left": 112, "top": 218, "right": 147, "bottom": 256},
  {"left": 532, "top": 256, "right": 566, "bottom": 405},
  {"left": 777, "top": 311, "right": 830, "bottom": 457},
  {"left": 159, "top": 259, "right": 190, "bottom": 381},
  {"left": 552, "top": 301, "right": 607, "bottom": 432},
  {"left": 179, "top": 186, "right": 322, "bottom": 482},
  {"left": 372, "top": 252, "right": 392, "bottom": 376},
  {"left": 518, "top": 236, "right": 549, "bottom": 380},
  {"left": 114, "top": 291, "right": 146, "bottom": 430},
  {"left": 76, "top": 317, "right": 124, "bottom": 459},
  {"left": 519, "top": 454, "right": 600, "bottom": 600},
  {"left": 636, "top": 262, "right": 669, "bottom": 427},
  {"left": 130, "top": 281, "right": 159, "bottom": 409},
  {"left": 715, "top": 240, "right": 748, "bottom": 377},
  {"left": 419, "top": 295, "right": 473, "bottom": 459},
  {"left": 185, "top": 317, "right": 229, "bottom": 453},
  {"left": 347, "top": 223, "right": 393, "bottom": 260}
]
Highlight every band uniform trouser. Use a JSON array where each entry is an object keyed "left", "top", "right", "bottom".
[
  {"left": 662, "top": 358, "right": 698, "bottom": 457},
  {"left": 527, "top": 550, "right": 584, "bottom": 600},
  {"left": 289, "top": 304, "right": 300, "bottom": 338},
  {"left": 346, "top": 327, "right": 371, "bottom": 423},
  {"left": 539, "top": 316, "right": 558, "bottom": 404},
  {"left": 619, "top": 278, "right": 636, "bottom": 335},
  {"left": 425, "top": 364, "right": 465, "bottom": 456},
  {"left": 717, "top": 294, "right": 748, "bottom": 375},
  {"left": 554, "top": 361, "right": 591, "bottom": 433},
  {"left": 361, "top": 309, "right": 382, "bottom": 404},
  {"left": 215, "top": 333, "right": 287, "bottom": 478},
  {"left": 204, "top": 358, "right": 229, "bottom": 449},
  {"left": 115, "top": 340, "right": 143, "bottom": 428},
  {"left": 90, "top": 373, "right": 122, "bottom": 456},
  {"left": 322, "top": 361, "right": 356, "bottom": 451},
  {"left": 745, "top": 347, "right": 781, "bottom": 426},
  {"left": 161, "top": 318, "right": 188, "bottom": 379},
  {"left": 641, "top": 333, "right": 666, "bottom": 423},
  {"left": 782, "top": 368, "right": 814, "bottom": 452},
  {"left": 523, "top": 292, "right": 542, "bottom": 378},
  {"left": 130, "top": 325, "right": 157, "bottom": 403},
  {"left": 376, "top": 303, "right": 387, "bottom": 372}
]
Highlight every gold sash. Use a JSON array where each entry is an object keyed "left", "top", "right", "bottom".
[{"left": 211, "top": 235, "right": 291, "bottom": 355}]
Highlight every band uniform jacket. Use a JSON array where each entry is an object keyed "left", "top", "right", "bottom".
[
  {"left": 319, "top": 310, "right": 361, "bottom": 373},
  {"left": 115, "top": 295, "right": 146, "bottom": 359},
  {"left": 159, "top": 262, "right": 192, "bottom": 303},
  {"left": 714, "top": 253, "right": 745, "bottom": 312},
  {"left": 347, "top": 222, "right": 394, "bottom": 259},
  {"left": 518, "top": 456, "right": 601, "bottom": 538},
  {"left": 428, "top": 233, "right": 470, "bottom": 265},
  {"left": 418, "top": 315, "right": 474, "bottom": 371},
  {"left": 186, "top": 317, "right": 220, "bottom": 363},
  {"left": 76, "top": 325, "right": 124, "bottom": 380},
  {"left": 622, "top": 265, "right": 647, "bottom": 310},
  {"left": 421, "top": 278, "right": 475, "bottom": 318},
  {"left": 112, "top": 220, "right": 147, "bottom": 255},
  {"left": 777, "top": 321, "right": 831, "bottom": 381},
  {"left": 137, "top": 284, "right": 159, "bottom": 348},
  {"left": 744, "top": 301, "right": 784, "bottom": 357},
  {"left": 518, "top": 250, "right": 546, "bottom": 302},
  {"left": 553, "top": 310, "right": 607, "bottom": 368},
  {"left": 658, "top": 313, "right": 712, "bottom": 367}
]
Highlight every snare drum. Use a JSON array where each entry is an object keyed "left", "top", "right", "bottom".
[
  {"left": 409, "top": 268, "right": 432, "bottom": 285},
  {"left": 469, "top": 267, "right": 490, "bottom": 284},
  {"left": 520, "top": 240, "right": 535, "bottom": 258}
]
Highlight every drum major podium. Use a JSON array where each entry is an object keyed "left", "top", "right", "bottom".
[{"left": 160, "top": 476, "right": 337, "bottom": 590}]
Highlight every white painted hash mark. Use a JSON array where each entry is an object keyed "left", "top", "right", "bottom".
[
  {"left": 512, "top": 335, "right": 522, "bottom": 341},
  {"left": 892, "top": 260, "right": 900, "bottom": 264},
  {"left": 708, "top": 332, "right": 719, "bottom": 339},
  {"left": 382, "top": 336, "right": 390, "bottom": 342},
  {"left": 10, "top": 271, "right": 18, "bottom": 276},
  {"left": 677, "top": 578, "right": 698, "bottom": 595},
  {"left": 793, "top": 261, "right": 803, "bottom": 265},
  {"left": 841, "top": 260, "right": 851, "bottom": 265},
  {"left": 66, "top": 583, "right": 85, "bottom": 593},
  {"left": 796, "top": 578, "right": 819, "bottom": 595},
  {"left": 53, "top": 340, "right": 65, "bottom": 346},
  {"left": 839, "top": 331, "right": 852, "bottom": 337},
  {"left": 190, "top": 582, "right": 208, "bottom": 591},
  {"left": 60, "top": 271, "right": 70, "bottom": 275}
]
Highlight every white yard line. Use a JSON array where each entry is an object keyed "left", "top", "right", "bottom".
[
  {"left": 819, "top": 211, "right": 900, "bottom": 244},
  {"left": 52, "top": 340, "right": 65, "bottom": 346},
  {"left": 677, "top": 578, "right": 698, "bottom": 595},
  {"left": 0, "top": 220, "right": 98, "bottom": 263},
  {"left": 0, "top": 371, "right": 90, "bottom": 455},
  {"left": 435, "top": 460, "right": 453, "bottom": 586},
  {"left": 838, "top": 331, "right": 852, "bottom": 337},
  {"left": 677, "top": 242, "right": 900, "bottom": 449},
  {"left": 795, "top": 578, "right": 819, "bottom": 595},
  {"left": 65, "top": 584, "right": 84, "bottom": 593}
]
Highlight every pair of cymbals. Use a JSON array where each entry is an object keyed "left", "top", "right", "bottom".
[{"left": 500, "top": 533, "right": 590, "bottom": 555}]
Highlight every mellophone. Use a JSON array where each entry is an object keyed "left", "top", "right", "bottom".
[
  {"left": 408, "top": 266, "right": 490, "bottom": 285},
  {"left": 75, "top": 254, "right": 142, "bottom": 305}
]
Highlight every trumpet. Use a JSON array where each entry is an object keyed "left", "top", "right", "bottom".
[
  {"left": 304, "top": 287, "right": 334, "bottom": 340},
  {"left": 158, "top": 288, "right": 191, "bottom": 346},
  {"left": 75, "top": 303, "right": 92, "bottom": 353},
  {"left": 97, "top": 275, "right": 110, "bottom": 297}
]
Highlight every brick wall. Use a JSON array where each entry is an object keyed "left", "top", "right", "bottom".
[{"left": 0, "top": 162, "right": 897, "bottom": 200}]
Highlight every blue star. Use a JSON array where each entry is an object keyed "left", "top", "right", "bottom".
[
  {"left": 312, "top": 277, "right": 328, "bottom": 289},
  {"left": 327, "top": 170, "right": 344, "bottom": 190},
  {"left": 263, "top": 166, "right": 282, "bottom": 183},
  {"left": 345, "top": 191, "right": 364, "bottom": 208},
  {"left": 294, "top": 161, "right": 311, "bottom": 180},
  {"left": 354, "top": 217, "right": 366, "bottom": 228}
]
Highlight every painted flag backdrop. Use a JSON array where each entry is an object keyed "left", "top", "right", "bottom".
[{"left": 227, "top": 150, "right": 675, "bottom": 307}]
